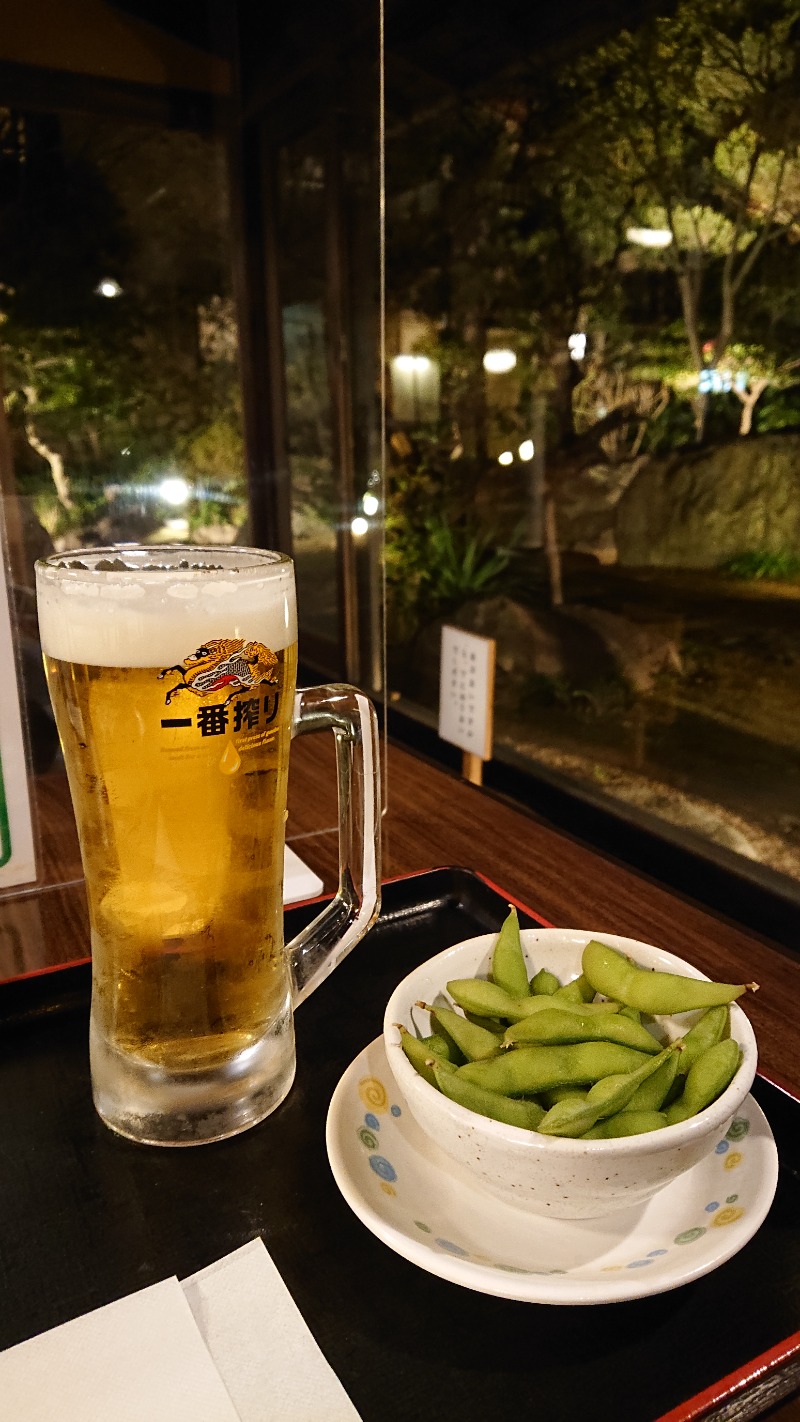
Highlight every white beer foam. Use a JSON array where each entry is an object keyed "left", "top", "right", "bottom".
[{"left": 37, "top": 558, "right": 297, "bottom": 667}]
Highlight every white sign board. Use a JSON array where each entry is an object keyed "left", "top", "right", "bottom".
[
  {"left": 438, "top": 625, "right": 496, "bottom": 760},
  {"left": 0, "top": 530, "right": 36, "bottom": 889}
]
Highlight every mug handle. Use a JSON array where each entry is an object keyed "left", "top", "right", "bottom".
[{"left": 286, "top": 684, "right": 381, "bottom": 1004}]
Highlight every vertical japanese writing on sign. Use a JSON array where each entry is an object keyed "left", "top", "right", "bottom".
[{"left": 438, "top": 625, "right": 496, "bottom": 761}]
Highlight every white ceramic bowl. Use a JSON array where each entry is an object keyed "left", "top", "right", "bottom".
[{"left": 383, "top": 929, "right": 758, "bottom": 1220}]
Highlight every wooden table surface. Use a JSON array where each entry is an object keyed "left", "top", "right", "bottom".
[
  {"left": 2, "top": 735, "right": 799, "bottom": 1419},
  {"left": 2, "top": 734, "right": 799, "bottom": 1086}
]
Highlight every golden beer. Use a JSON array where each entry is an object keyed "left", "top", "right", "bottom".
[
  {"left": 37, "top": 547, "right": 303, "bottom": 1143},
  {"left": 43, "top": 645, "right": 298, "bottom": 1068}
]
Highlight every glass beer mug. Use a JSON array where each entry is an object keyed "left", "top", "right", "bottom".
[{"left": 35, "top": 546, "right": 380, "bottom": 1146}]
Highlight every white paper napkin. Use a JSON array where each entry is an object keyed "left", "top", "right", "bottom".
[
  {"left": 283, "top": 844, "right": 324, "bottom": 903},
  {"left": 0, "top": 1240, "right": 362, "bottom": 1422},
  {"left": 183, "top": 1240, "right": 362, "bottom": 1422},
  {"left": 0, "top": 1277, "right": 242, "bottom": 1422}
]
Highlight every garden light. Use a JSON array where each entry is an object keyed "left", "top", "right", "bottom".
[
  {"left": 393, "top": 354, "right": 431, "bottom": 373},
  {"left": 483, "top": 349, "right": 517, "bottom": 374},
  {"left": 362, "top": 493, "right": 380, "bottom": 516},
  {"left": 159, "top": 477, "right": 190, "bottom": 506},
  {"left": 351, "top": 516, "right": 369, "bottom": 536},
  {"left": 625, "top": 227, "right": 673, "bottom": 248},
  {"left": 518, "top": 440, "right": 535, "bottom": 461},
  {"left": 568, "top": 333, "right": 587, "bottom": 361},
  {"left": 498, "top": 451, "right": 514, "bottom": 466}
]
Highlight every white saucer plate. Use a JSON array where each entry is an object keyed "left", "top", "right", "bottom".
[{"left": 325, "top": 1036, "right": 779, "bottom": 1305}]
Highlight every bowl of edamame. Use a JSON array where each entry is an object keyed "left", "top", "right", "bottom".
[{"left": 383, "top": 915, "right": 758, "bottom": 1219}]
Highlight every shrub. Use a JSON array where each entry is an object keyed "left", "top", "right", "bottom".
[{"left": 721, "top": 549, "right": 800, "bottom": 581}]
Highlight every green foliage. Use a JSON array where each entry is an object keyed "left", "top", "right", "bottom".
[
  {"left": 31, "top": 486, "right": 107, "bottom": 540},
  {"left": 754, "top": 384, "right": 800, "bottom": 431},
  {"left": 641, "top": 395, "right": 699, "bottom": 454},
  {"left": 385, "top": 429, "right": 515, "bottom": 640},
  {"left": 386, "top": 510, "right": 513, "bottom": 642},
  {"left": 721, "top": 549, "right": 800, "bottom": 580}
]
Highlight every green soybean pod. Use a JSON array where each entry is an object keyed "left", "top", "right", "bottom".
[
  {"left": 625, "top": 1048, "right": 680, "bottom": 1111},
  {"left": 582, "top": 1110, "right": 667, "bottom": 1139},
  {"left": 457, "top": 1041, "right": 651, "bottom": 1097},
  {"left": 582, "top": 940, "right": 752, "bottom": 1015},
  {"left": 675, "top": 1005, "right": 730, "bottom": 1077},
  {"left": 419, "top": 1016, "right": 466, "bottom": 1065},
  {"left": 665, "top": 1038, "right": 742, "bottom": 1125},
  {"left": 618, "top": 1005, "right": 643, "bottom": 1024},
  {"left": 553, "top": 973, "right": 595, "bottom": 1004},
  {"left": 464, "top": 1011, "right": 507, "bottom": 1036},
  {"left": 433, "top": 1062, "right": 545, "bottom": 1130},
  {"left": 503, "top": 1008, "right": 660, "bottom": 1055},
  {"left": 491, "top": 907, "right": 530, "bottom": 998},
  {"left": 424, "top": 1001, "right": 501, "bottom": 1063},
  {"left": 447, "top": 980, "right": 620, "bottom": 1023},
  {"left": 422, "top": 1032, "right": 460, "bottom": 1063},
  {"left": 539, "top": 1085, "right": 587, "bottom": 1109},
  {"left": 530, "top": 968, "right": 561, "bottom": 996},
  {"left": 398, "top": 1026, "right": 458, "bottom": 1087},
  {"left": 446, "top": 978, "right": 520, "bottom": 1020},
  {"left": 537, "top": 1045, "right": 676, "bottom": 1137}
]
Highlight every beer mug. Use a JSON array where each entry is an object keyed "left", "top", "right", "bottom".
[{"left": 35, "top": 546, "right": 381, "bottom": 1146}]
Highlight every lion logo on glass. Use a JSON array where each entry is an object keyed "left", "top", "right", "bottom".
[{"left": 158, "top": 638, "right": 279, "bottom": 706}]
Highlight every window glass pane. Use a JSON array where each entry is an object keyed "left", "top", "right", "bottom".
[
  {"left": 2, "top": 110, "right": 244, "bottom": 567},
  {"left": 385, "top": 1, "right": 800, "bottom": 893},
  {"left": 279, "top": 135, "right": 339, "bottom": 652}
]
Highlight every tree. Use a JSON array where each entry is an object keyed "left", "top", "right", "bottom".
[{"left": 569, "top": 0, "right": 800, "bottom": 438}]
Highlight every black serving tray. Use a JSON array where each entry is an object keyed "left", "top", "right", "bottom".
[{"left": 0, "top": 867, "right": 798, "bottom": 1422}]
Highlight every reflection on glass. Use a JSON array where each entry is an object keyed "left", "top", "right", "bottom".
[
  {"left": 385, "top": 1, "right": 800, "bottom": 887},
  {"left": 279, "top": 138, "right": 339, "bottom": 650},
  {"left": 1, "top": 110, "right": 244, "bottom": 567}
]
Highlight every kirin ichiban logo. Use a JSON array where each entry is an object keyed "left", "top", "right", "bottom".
[{"left": 159, "top": 639, "right": 279, "bottom": 706}]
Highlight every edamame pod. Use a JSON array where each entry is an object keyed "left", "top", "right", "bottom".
[
  {"left": 398, "top": 1026, "right": 458, "bottom": 1087},
  {"left": 582, "top": 940, "right": 752, "bottom": 1015},
  {"left": 540, "top": 1085, "right": 587, "bottom": 1108},
  {"left": 433, "top": 1062, "right": 545, "bottom": 1130},
  {"left": 537, "top": 1045, "right": 678, "bottom": 1137},
  {"left": 553, "top": 973, "right": 594, "bottom": 1004},
  {"left": 675, "top": 1005, "right": 729, "bottom": 1077},
  {"left": 665, "top": 1038, "right": 742, "bottom": 1125},
  {"left": 464, "top": 1011, "right": 507, "bottom": 1036},
  {"left": 618, "top": 1005, "right": 642, "bottom": 1024},
  {"left": 447, "top": 979, "right": 620, "bottom": 1022},
  {"left": 503, "top": 1008, "right": 660, "bottom": 1054},
  {"left": 582, "top": 1110, "right": 667, "bottom": 1139},
  {"left": 491, "top": 907, "right": 530, "bottom": 998},
  {"left": 530, "top": 968, "right": 560, "bottom": 996},
  {"left": 625, "top": 1048, "right": 679, "bottom": 1111},
  {"left": 456, "top": 1041, "right": 651, "bottom": 1097},
  {"left": 422, "top": 1032, "right": 460, "bottom": 1062},
  {"left": 423, "top": 1001, "right": 501, "bottom": 1062}
]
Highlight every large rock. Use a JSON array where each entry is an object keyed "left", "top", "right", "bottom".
[
  {"left": 556, "top": 458, "right": 644, "bottom": 563},
  {"left": 616, "top": 433, "right": 800, "bottom": 567},
  {"left": 567, "top": 605, "right": 682, "bottom": 695},
  {"left": 405, "top": 597, "right": 619, "bottom": 707},
  {"left": 405, "top": 596, "right": 685, "bottom": 703},
  {"left": 473, "top": 458, "right": 642, "bottom": 565}
]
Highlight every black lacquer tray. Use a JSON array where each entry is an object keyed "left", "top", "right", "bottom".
[{"left": 0, "top": 868, "right": 798, "bottom": 1422}]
